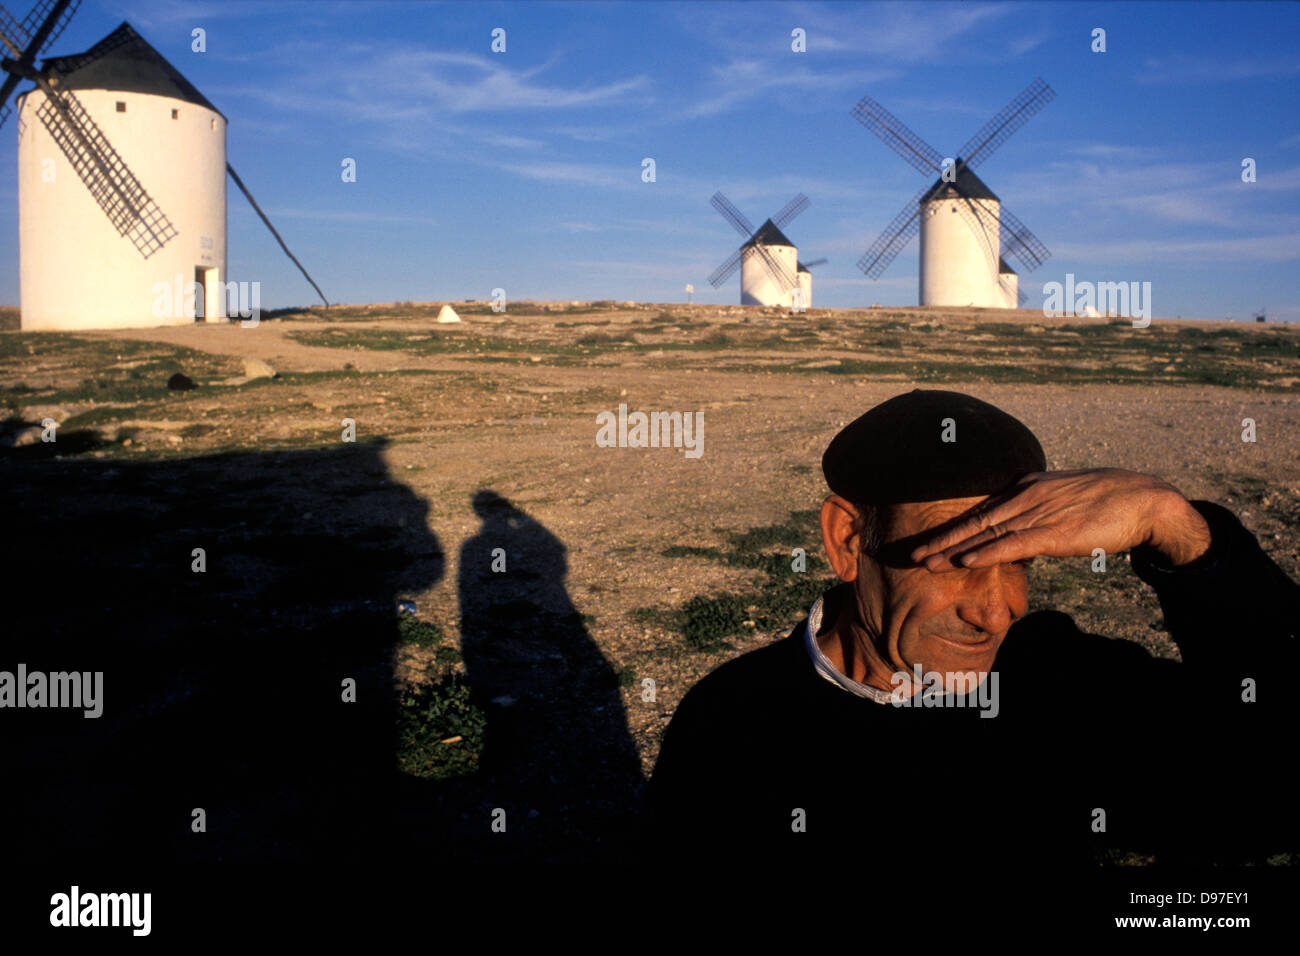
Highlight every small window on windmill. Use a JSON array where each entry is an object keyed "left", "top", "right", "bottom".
[
  {"left": 171, "top": 108, "right": 179, "bottom": 119},
  {"left": 210, "top": 118, "right": 217, "bottom": 130},
  {"left": 115, "top": 101, "right": 126, "bottom": 112}
]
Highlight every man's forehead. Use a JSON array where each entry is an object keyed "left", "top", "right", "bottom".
[
  {"left": 869, "top": 496, "right": 995, "bottom": 569},
  {"left": 891, "top": 495, "right": 991, "bottom": 536}
]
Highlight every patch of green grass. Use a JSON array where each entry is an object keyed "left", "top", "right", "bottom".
[
  {"left": 395, "top": 669, "right": 486, "bottom": 780},
  {"left": 644, "top": 510, "right": 833, "bottom": 650},
  {"left": 662, "top": 545, "right": 727, "bottom": 561},
  {"left": 0, "top": 335, "right": 241, "bottom": 406},
  {"left": 680, "top": 594, "right": 749, "bottom": 650},
  {"left": 57, "top": 405, "right": 137, "bottom": 428}
]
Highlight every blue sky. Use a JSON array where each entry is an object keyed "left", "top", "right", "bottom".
[{"left": 2, "top": 0, "right": 1298, "bottom": 319}]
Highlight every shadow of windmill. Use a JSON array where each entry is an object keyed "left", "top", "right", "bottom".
[{"left": 0, "top": 438, "right": 446, "bottom": 862}]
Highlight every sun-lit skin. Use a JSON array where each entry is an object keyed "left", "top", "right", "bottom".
[
  {"left": 816, "top": 468, "right": 1213, "bottom": 697},
  {"left": 818, "top": 495, "right": 1024, "bottom": 694}
]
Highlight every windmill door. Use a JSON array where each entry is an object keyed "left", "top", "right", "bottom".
[{"left": 194, "top": 267, "right": 221, "bottom": 321}]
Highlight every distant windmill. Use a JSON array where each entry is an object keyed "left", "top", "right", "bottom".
[
  {"left": 853, "top": 77, "right": 1055, "bottom": 309},
  {"left": 1, "top": 2, "right": 327, "bottom": 330},
  {"left": 708, "top": 191, "right": 814, "bottom": 308}
]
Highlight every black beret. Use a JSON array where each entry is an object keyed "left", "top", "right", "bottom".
[{"left": 822, "top": 389, "right": 1046, "bottom": 504}]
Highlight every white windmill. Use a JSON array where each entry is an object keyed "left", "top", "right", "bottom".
[
  {"left": 707, "top": 192, "right": 824, "bottom": 309},
  {"left": 1, "top": 3, "right": 327, "bottom": 331},
  {"left": 853, "top": 78, "right": 1055, "bottom": 309}
]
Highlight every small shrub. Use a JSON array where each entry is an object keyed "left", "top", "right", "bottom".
[{"left": 395, "top": 673, "right": 487, "bottom": 780}]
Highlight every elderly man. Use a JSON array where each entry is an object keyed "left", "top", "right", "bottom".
[{"left": 645, "top": 389, "right": 1298, "bottom": 865}]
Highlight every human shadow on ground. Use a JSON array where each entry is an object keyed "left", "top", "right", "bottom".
[{"left": 437, "top": 490, "right": 644, "bottom": 862}]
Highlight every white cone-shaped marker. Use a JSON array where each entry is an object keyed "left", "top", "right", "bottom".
[{"left": 436, "top": 304, "right": 462, "bottom": 324}]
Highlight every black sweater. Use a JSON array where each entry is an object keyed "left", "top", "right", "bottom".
[{"left": 644, "top": 501, "right": 1300, "bottom": 865}]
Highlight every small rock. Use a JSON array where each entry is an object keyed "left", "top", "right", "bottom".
[
  {"left": 11, "top": 426, "right": 43, "bottom": 447},
  {"left": 242, "top": 358, "right": 276, "bottom": 380},
  {"left": 167, "top": 372, "right": 197, "bottom": 390}
]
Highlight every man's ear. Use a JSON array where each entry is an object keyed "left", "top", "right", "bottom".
[{"left": 820, "top": 494, "right": 861, "bottom": 582}]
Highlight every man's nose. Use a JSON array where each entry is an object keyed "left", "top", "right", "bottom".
[{"left": 956, "top": 566, "right": 1015, "bottom": 635}]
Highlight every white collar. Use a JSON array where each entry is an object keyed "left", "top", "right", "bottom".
[{"left": 804, "top": 595, "right": 894, "bottom": 705}]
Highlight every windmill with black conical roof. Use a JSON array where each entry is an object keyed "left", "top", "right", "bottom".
[
  {"left": 708, "top": 191, "right": 815, "bottom": 308},
  {"left": 1, "top": 3, "right": 327, "bottom": 330},
  {"left": 853, "top": 77, "right": 1054, "bottom": 309}
]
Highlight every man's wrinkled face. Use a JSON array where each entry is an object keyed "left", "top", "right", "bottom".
[{"left": 855, "top": 496, "right": 1032, "bottom": 681}]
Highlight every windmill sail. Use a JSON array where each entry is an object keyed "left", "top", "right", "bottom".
[
  {"left": 710, "top": 191, "right": 754, "bottom": 238},
  {"left": 0, "top": 0, "right": 83, "bottom": 129},
  {"left": 35, "top": 89, "right": 177, "bottom": 257},
  {"left": 851, "top": 92, "right": 943, "bottom": 175},
  {"left": 771, "top": 192, "right": 809, "bottom": 228},
  {"left": 857, "top": 182, "right": 929, "bottom": 278},
  {"left": 708, "top": 246, "right": 743, "bottom": 288},
  {"left": 959, "top": 77, "right": 1056, "bottom": 171}
]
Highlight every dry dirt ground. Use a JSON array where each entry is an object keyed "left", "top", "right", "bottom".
[{"left": 2, "top": 301, "right": 1297, "bottom": 860}]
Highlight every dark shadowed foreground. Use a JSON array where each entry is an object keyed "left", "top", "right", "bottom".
[{"left": 1, "top": 438, "right": 641, "bottom": 863}]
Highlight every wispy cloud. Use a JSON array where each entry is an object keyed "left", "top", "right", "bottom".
[
  {"left": 1049, "top": 233, "right": 1300, "bottom": 264},
  {"left": 685, "top": 58, "right": 893, "bottom": 118},
  {"left": 1008, "top": 32, "right": 1051, "bottom": 57},
  {"left": 108, "top": 0, "right": 303, "bottom": 28},
  {"left": 1136, "top": 53, "right": 1300, "bottom": 85},
  {"left": 1007, "top": 155, "right": 1294, "bottom": 225},
  {"left": 790, "top": 1, "right": 1015, "bottom": 61},
  {"left": 491, "top": 160, "right": 630, "bottom": 190},
  {"left": 223, "top": 47, "right": 647, "bottom": 118},
  {"left": 261, "top": 208, "right": 438, "bottom": 227}
]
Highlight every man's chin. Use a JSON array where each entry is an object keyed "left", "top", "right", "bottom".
[{"left": 911, "top": 638, "right": 1002, "bottom": 680}]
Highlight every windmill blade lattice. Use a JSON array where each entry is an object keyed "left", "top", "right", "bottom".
[
  {"left": 36, "top": 90, "right": 177, "bottom": 258},
  {"left": 851, "top": 92, "right": 944, "bottom": 175},
  {"left": 708, "top": 246, "right": 744, "bottom": 288},
  {"left": 856, "top": 182, "right": 929, "bottom": 278},
  {"left": 0, "top": 0, "right": 83, "bottom": 130},
  {"left": 710, "top": 191, "right": 754, "bottom": 238},
  {"left": 991, "top": 203, "right": 1050, "bottom": 272},
  {"left": 959, "top": 77, "right": 1055, "bottom": 171},
  {"left": 954, "top": 195, "right": 1001, "bottom": 276},
  {"left": 954, "top": 193, "right": 1050, "bottom": 276},
  {"left": 1, "top": 0, "right": 81, "bottom": 55},
  {"left": 751, "top": 241, "right": 798, "bottom": 293},
  {"left": 771, "top": 192, "right": 809, "bottom": 228}
]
